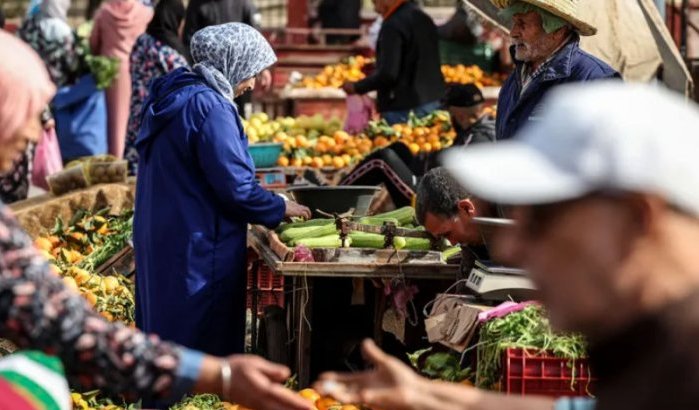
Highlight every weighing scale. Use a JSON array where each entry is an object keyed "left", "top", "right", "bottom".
[
  {"left": 255, "top": 168, "right": 287, "bottom": 189},
  {"left": 465, "top": 217, "right": 537, "bottom": 302}
]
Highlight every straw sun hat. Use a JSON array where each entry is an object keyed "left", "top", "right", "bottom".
[{"left": 491, "top": 0, "right": 597, "bottom": 36}]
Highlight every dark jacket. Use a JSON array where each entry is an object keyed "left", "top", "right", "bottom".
[
  {"left": 133, "top": 67, "right": 285, "bottom": 356},
  {"left": 591, "top": 290, "right": 699, "bottom": 410},
  {"left": 318, "top": 0, "right": 361, "bottom": 44},
  {"left": 354, "top": 2, "right": 445, "bottom": 113},
  {"left": 496, "top": 36, "right": 620, "bottom": 141},
  {"left": 183, "top": 0, "right": 258, "bottom": 46}
]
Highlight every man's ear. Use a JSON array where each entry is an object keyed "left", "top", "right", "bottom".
[{"left": 457, "top": 198, "right": 476, "bottom": 216}]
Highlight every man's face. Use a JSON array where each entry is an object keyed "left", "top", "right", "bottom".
[
  {"left": 423, "top": 200, "right": 480, "bottom": 245},
  {"left": 494, "top": 195, "right": 639, "bottom": 334},
  {"left": 448, "top": 105, "right": 482, "bottom": 130},
  {"left": 510, "top": 11, "right": 565, "bottom": 63},
  {"left": 373, "top": 0, "right": 393, "bottom": 15}
]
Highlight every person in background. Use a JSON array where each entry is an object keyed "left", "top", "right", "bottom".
[
  {"left": 494, "top": 0, "right": 618, "bottom": 141},
  {"left": 124, "top": 0, "right": 189, "bottom": 174},
  {"left": 343, "top": 0, "right": 445, "bottom": 125},
  {"left": 18, "top": 0, "right": 81, "bottom": 87},
  {"left": 90, "top": 0, "right": 153, "bottom": 158},
  {"left": 134, "top": 23, "right": 310, "bottom": 358},
  {"left": 0, "top": 29, "right": 312, "bottom": 410},
  {"left": 443, "top": 84, "right": 495, "bottom": 146},
  {"left": 317, "top": 0, "right": 362, "bottom": 44}
]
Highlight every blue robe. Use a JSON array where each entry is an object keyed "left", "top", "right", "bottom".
[{"left": 133, "top": 68, "right": 285, "bottom": 356}]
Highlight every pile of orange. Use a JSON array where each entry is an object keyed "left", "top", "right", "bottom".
[
  {"left": 275, "top": 130, "right": 373, "bottom": 169},
  {"left": 298, "top": 388, "right": 365, "bottom": 410},
  {"left": 441, "top": 64, "right": 505, "bottom": 87},
  {"left": 299, "top": 56, "right": 372, "bottom": 89}
]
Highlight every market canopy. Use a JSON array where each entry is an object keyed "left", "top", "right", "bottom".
[{"left": 463, "top": 0, "right": 693, "bottom": 96}]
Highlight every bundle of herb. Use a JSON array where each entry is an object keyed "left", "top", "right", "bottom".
[{"left": 475, "top": 304, "right": 588, "bottom": 389}]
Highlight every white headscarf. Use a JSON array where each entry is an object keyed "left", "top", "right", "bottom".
[
  {"left": 190, "top": 23, "right": 277, "bottom": 102},
  {"left": 39, "top": 0, "right": 70, "bottom": 21}
]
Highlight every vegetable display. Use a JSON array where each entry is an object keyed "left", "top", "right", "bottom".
[
  {"left": 34, "top": 208, "right": 136, "bottom": 324},
  {"left": 475, "top": 304, "right": 588, "bottom": 390}
]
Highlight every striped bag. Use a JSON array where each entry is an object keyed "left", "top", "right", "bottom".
[{"left": 0, "top": 351, "right": 70, "bottom": 410}]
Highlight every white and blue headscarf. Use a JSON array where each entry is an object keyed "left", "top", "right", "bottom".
[{"left": 190, "top": 23, "right": 277, "bottom": 102}]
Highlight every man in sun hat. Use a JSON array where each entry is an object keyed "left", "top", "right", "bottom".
[
  {"left": 316, "top": 82, "right": 699, "bottom": 410},
  {"left": 495, "top": 0, "right": 620, "bottom": 141}
]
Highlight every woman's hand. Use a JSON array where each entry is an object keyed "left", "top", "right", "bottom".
[
  {"left": 285, "top": 201, "right": 312, "bottom": 220},
  {"left": 195, "top": 355, "right": 312, "bottom": 410}
]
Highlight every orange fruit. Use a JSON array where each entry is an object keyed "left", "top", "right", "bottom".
[
  {"left": 341, "top": 154, "right": 352, "bottom": 164},
  {"left": 34, "top": 237, "right": 53, "bottom": 252},
  {"left": 299, "top": 389, "right": 321, "bottom": 403},
  {"left": 416, "top": 137, "right": 426, "bottom": 145},
  {"left": 277, "top": 156, "right": 290, "bottom": 167},
  {"left": 84, "top": 292, "right": 97, "bottom": 307},
  {"left": 303, "top": 156, "right": 313, "bottom": 166},
  {"left": 48, "top": 236, "right": 61, "bottom": 247},
  {"left": 63, "top": 276, "right": 79, "bottom": 292},
  {"left": 316, "top": 141, "right": 328, "bottom": 154},
  {"left": 315, "top": 397, "right": 341, "bottom": 410},
  {"left": 100, "top": 311, "right": 114, "bottom": 321},
  {"left": 421, "top": 142, "right": 433, "bottom": 153},
  {"left": 291, "top": 158, "right": 303, "bottom": 168},
  {"left": 408, "top": 143, "right": 420, "bottom": 155},
  {"left": 322, "top": 155, "right": 333, "bottom": 166},
  {"left": 312, "top": 157, "right": 324, "bottom": 168},
  {"left": 340, "top": 405, "right": 361, "bottom": 410},
  {"left": 332, "top": 156, "right": 345, "bottom": 169},
  {"left": 432, "top": 141, "right": 442, "bottom": 151}
]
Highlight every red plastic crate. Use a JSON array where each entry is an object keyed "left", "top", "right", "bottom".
[
  {"left": 503, "top": 348, "right": 595, "bottom": 398},
  {"left": 246, "top": 289, "right": 285, "bottom": 315}
]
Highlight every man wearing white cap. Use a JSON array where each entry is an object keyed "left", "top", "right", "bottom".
[
  {"left": 495, "top": 0, "right": 619, "bottom": 141},
  {"left": 316, "top": 83, "right": 699, "bottom": 410}
]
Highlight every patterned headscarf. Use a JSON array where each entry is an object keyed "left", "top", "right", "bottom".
[
  {"left": 0, "top": 31, "right": 55, "bottom": 144},
  {"left": 39, "top": 0, "right": 70, "bottom": 21},
  {"left": 190, "top": 23, "right": 277, "bottom": 102}
]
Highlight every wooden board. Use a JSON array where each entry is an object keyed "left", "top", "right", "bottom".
[{"left": 96, "top": 246, "right": 135, "bottom": 278}]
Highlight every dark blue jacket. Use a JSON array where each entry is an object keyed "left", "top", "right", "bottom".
[
  {"left": 496, "top": 37, "right": 620, "bottom": 141},
  {"left": 133, "top": 68, "right": 285, "bottom": 356}
]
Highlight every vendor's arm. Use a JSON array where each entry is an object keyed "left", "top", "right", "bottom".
[
  {"left": 352, "top": 26, "right": 403, "bottom": 94},
  {"left": 317, "top": 340, "right": 555, "bottom": 410},
  {"left": 196, "top": 103, "right": 286, "bottom": 228}
]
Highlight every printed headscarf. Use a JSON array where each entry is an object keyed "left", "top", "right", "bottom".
[
  {"left": 0, "top": 31, "right": 55, "bottom": 143},
  {"left": 190, "top": 23, "right": 277, "bottom": 102},
  {"left": 39, "top": 0, "right": 70, "bottom": 21}
]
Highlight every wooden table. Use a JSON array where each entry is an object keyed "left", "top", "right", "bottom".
[{"left": 247, "top": 226, "right": 459, "bottom": 386}]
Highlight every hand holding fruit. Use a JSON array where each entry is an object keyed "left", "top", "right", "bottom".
[{"left": 285, "top": 201, "right": 312, "bottom": 220}]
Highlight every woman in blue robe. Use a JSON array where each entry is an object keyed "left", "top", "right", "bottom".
[{"left": 133, "top": 23, "right": 310, "bottom": 356}]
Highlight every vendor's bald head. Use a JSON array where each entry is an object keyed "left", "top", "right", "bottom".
[
  {"left": 445, "top": 83, "right": 699, "bottom": 342},
  {"left": 416, "top": 167, "right": 491, "bottom": 246}
]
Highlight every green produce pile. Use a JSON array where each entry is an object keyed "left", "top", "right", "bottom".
[
  {"left": 277, "top": 207, "right": 454, "bottom": 254},
  {"left": 475, "top": 304, "right": 588, "bottom": 390},
  {"left": 170, "top": 394, "right": 232, "bottom": 410},
  {"left": 408, "top": 349, "right": 473, "bottom": 383},
  {"left": 76, "top": 21, "right": 120, "bottom": 89}
]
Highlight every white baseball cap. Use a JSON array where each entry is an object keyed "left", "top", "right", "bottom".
[{"left": 444, "top": 82, "right": 699, "bottom": 215}]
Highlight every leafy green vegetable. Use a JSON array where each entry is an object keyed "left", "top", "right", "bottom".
[
  {"left": 475, "top": 305, "right": 588, "bottom": 390},
  {"left": 170, "top": 394, "right": 224, "bottom": 410}
]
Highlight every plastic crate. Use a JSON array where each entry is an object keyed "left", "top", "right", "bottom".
[
  {"left": 503, "top": 348, "right": 595, "bottom": 398},
  {"left": 246, "top": 289, "right": 285, "bottom": 315}
]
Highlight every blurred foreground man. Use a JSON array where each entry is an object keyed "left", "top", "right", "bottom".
[
  {"left": 494, "top": 0, "right": 619, "bottom": 140},
  {"left": 318, "top": 83, "right": 699, "bottom": 410}
]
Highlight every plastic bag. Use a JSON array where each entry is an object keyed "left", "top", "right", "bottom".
[
  {"left": 344, "top": 94, "right": 374, "bottom": 134},
  {"left": 32, "top": 127, "right": 63, "bottom": 191}
]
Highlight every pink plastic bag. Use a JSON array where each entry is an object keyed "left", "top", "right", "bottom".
[
  {"left": 32, "top": 127, "right": 63, "bottom": 191},
  {"left": 344, "top": 95, "right": 374, "bottom": 134}
]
